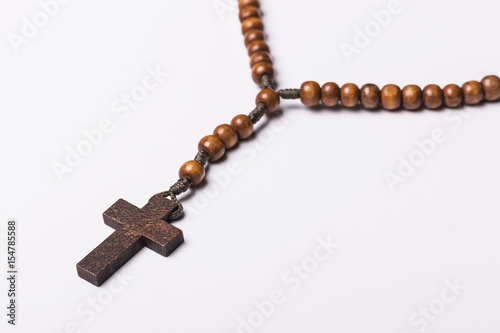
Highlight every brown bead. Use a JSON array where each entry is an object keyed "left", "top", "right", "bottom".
[
  {"left": 239, "top": 6, "right": 260, "bottom": 22},
  {"left": 481, "top": 75, "right": 500, "bottom": 102},
  {"left": 462, "top": 81, "right": 484, "bottom": 105},
  {"left": 241, "top": 17, "right": 263, "bottom": 35},
  {"left": 251, "top": 62, "right": 274, "bottom": 85},
  {"left": 340, "top": 83, "right": 360, "bottom": 108},
  {"left": 179, "top": 160, "right": 205, "bottom": 186},
  {"left": 247, "top": 40, "right": 269, "bottom": 56},
  {"left": 300, "top": 81, "right": 321, "bottom": 106},
  {"left": 238, "top": 0, "right": 259, "bottom": 9},
  {"left": 381, "top": 84, "right": 402, "bottom": 110},
  {"left": 443, "top": 84, "right": 463, "bottom": 108},
  {"left": 244, "top": 29, "right": 265, "bottom": 47},
  {"left": 213, "top": 124, "right": 238, "bottom": 149},
  {"left": 402, "top": 85, "right": 423, "bottom": 110},
  {"left": 231, "top": 114, "right": 253, "bottom": 139},
  {"left": 360, "top": 84, "right": 380, "bottom": 109},
  {"left": 256, "top": 88, "right": 280, "bottom": 113},
  {"left": 249, "top": 51, "right": 272, "bottom": 68},
  {"left": 423, "top": 85, "right": 443, "bottom": 109},
  {"left": 198, "top": 135, "right": 225, "bottom": 162},
  {"left": 321, "top": 82, "right": 340, "bottom": 107}
]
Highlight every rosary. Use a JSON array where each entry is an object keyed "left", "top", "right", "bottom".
[{"left": 77, "top": 0, "right": 500, "bottom": 286}]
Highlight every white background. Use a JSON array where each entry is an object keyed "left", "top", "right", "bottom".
[{"left": 1, "top": 0, "right": 500, "bottom": 332}]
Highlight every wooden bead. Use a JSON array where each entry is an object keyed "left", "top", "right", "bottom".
[
  {"left": 443, "top": 84, "right": 463, "bottom": 108},
  {"left": 462, "top": 81, "right": 484, "bottom": 105},
  {"left": 421, "top": 85, "right": 443, "bottom": 110},
  {"left": 360, "top": 84, "right": 380, "bottom": 109},
  {"left": 244, "top": 29, "right": 265, "bottom": 47},
  {"left": 251, "top": 62, "right": 274, "bottom": 85},
  {"left": 238, "top": 0, "right": 259, "bottom": 9},
  {"left": 239, "top": 6, "right": 260, "bottom": 22},
  {"left": 256, "top": 88, "right": 280, "bottom": 113},
  {"left": 179, "top": 161, "right": 205, "bottom": 186},
  {"left": 198, "top": 135, "right": 225, "bottom": 162},
  {"left": 247, "top": 40, "right": 269, "bottom": 56},
  {"left": 231, "top": 114, "right": 254, "bottom": 139},
  {"left": 249, "top": 51, "right": 272, "bottom": 68},
  {"left": 481, "top": 75, "right": 500, "bottom": 102},
  {"left": 300, "top": 81, "right": 321, "bottom": 106},
  {"left": 340, "top": 83, "right": 360, "bottom": 108},
  {"left": 381, "top": 84, "right": 402, "bottom": 110},
  {"left": 402, "top": 85, "right": 423, "bottom": 110},
  {"left": 213, "top": 124, "right": 238, "bottom": 149},
  {"left": 242, "top": 17, "right": 263, "bottom": 35},
  {"left": 321, "top": 82, "right": 340, "bottom": 107}
]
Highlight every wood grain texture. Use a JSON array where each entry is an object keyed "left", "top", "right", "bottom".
[{"left": 76, "top": 194, "right": 184, "bottom": 286}]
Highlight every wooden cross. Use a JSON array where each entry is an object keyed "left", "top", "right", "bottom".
[{"left": 76, "top": 194, "right": 184, "bottom": 286}]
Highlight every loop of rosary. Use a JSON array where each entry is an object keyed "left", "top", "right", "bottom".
[
  {"left": 160, "top": 0, "right": 500, "bottom": 219},
  {"left": 78, "top": 0, "right": 500, "bottom": 287}
]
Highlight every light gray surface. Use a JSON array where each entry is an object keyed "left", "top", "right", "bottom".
[{"left": 1, "top": 0, "right": 499, "bottom": 332}]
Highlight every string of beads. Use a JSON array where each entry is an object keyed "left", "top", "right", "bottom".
[
  {"left": 160, "top": 0, "right": 500, "bottom": 220},
  {"left": 161, "top": 0, "right": 276, "bottom": 219},
  {"left": 296, "top": 77, "right": 500, "bottom": 110}
]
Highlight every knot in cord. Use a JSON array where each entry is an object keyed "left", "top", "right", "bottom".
[{"left": 158, "top": 177, "right": 191, "bottom": 220}]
